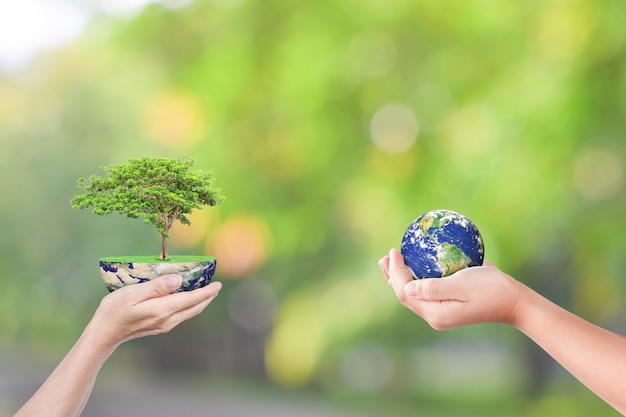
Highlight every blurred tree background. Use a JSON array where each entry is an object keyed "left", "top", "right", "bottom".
[{"left": 1, "top": 0, "right": 625, "bottom": 415}]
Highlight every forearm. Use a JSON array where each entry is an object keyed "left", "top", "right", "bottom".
[
  {"left": 514, "top": 285, "right": 626, "bottom": 414},
  {"left": 14, "top": 323, "right": 118, "bottom": 417}
]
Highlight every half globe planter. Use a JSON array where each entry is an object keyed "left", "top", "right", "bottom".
[
  {"left": 71, "top": 157, "right": 224, "bottom": 292},
  {"left": 99, "top": 255, "right": 217, "bottom": 293}
]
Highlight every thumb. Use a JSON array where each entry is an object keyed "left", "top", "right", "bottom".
[
  {"left": 405, "top": 276, "right": 459, "bottom": 301},
  {"left": 148, "top": 274, "right": 183, "bottom": 296},
  {"left": 388, "top": 248, "right": 413, "bottom": 281}
]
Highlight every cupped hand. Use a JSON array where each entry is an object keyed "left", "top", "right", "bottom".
[
  {"left": 88, "top": 275, "right": 222, "bottom": 348},
  {"left": 379, "top": 249, "right": 523, "bottom": 330}
]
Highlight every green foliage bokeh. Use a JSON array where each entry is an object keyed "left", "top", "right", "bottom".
[{"left": 1, "top": 1, "right": 625, "bottom": 415}]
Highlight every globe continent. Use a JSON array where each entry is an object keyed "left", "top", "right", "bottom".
[{"left": 401, "top": 209, "right": 484, "bottom": 279}]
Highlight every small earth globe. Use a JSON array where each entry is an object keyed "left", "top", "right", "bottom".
[{"left": 401, "top": 209, "right": 484, "bottom": 279}]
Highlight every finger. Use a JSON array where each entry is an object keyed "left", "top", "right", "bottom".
[
  {"left": 148, "top": 274, "right": 183, "bottom": 298},
  {"left": 403, "top": 259, "right": 493, "bottom": 301},
  {"left": 405, "top": 277, "right": 440, "bottom": 300},
  {"left": 162, "top": 281, "right": 222, "bottom": 312},
  {"left": 378, "top": 255, "right": 390, "bottom": 281},
  {"left": 387, "top": 248, "right": 414, "bottom": 300},
  {"left": 153, "top": 282, "right": 222, "bottom": 330},
  {"left": 165, "top": 291, "right": 220, "bottom": 328},
  {"left": 117, "top": 274, "right": 182, "bottom": 304},
  {"left": 406, "top": 273, "right": 466, "bottom": 301}
]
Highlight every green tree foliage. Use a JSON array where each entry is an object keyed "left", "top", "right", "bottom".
[{"left": 71, "top": 157, "right": 224, "bottom": 260}]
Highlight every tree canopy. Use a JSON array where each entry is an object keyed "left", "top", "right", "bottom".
[{"left": 71, "top": 157, "right": 224, "bottom": 260}]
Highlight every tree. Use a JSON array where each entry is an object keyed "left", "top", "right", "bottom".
[{"left": 71, "top": 157, "right": 224, "bottom": 260}]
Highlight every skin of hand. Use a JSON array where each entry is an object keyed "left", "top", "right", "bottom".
[
  {"left": 378, "top": 248, "right": 523, "bottom": 329},
  {"left": 379, "top": 248, "right": 626, "bottom": 414},
  {"left": 14, "top": 275, "right": 222, "bottom": 417}
]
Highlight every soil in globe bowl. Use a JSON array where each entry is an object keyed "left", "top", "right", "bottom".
[
  {"left": 401, "top": 209, "right": 484, "bottom": 279},
  {"left": 99, "top": 255, "right": 217, "bottom": 292}
]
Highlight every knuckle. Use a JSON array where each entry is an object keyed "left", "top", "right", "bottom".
[
  {"left": 149, "top": 321, "right": 171, "bottom": 335},
  {"left": 419, "top": 279, "right": 438, "bottom": 300},
  {"left": 396, "top": 290, "right": 408, "bottom": 305},
  {"left": 156, "top": 310, "right": 172, "bottom": 323}
]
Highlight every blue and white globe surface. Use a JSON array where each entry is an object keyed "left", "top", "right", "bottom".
[
  {"left": 401, "top": 209, "right": 484, "bottom": 279},
  {"left": 99, "top": 257, "right": 217, "bottom": 292}
]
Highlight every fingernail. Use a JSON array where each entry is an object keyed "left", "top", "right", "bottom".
[{"left": 167, "top": 275, "right": 182, "bottom": 288}]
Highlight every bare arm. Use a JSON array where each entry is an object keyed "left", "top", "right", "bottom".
[
  {"left": 14, "top": 275, "right": 222, "bottom": 417},
  {"left": 514, "top": 285, "right": 626, "bottom": 413},
  {"left": 379, "top": 248, "right": 626, "bottom": 415}
]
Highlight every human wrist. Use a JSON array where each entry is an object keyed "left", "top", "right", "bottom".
[
  {"left": 80, "top": 317, "right": 122, "bottom": 358},
  {"left": 507, "top": 280, "right": 542, "bottom": 331}
]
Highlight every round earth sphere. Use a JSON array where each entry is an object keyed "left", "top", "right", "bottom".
[{"left": 401, "top": 209, "right": 484, "bottom": 279}]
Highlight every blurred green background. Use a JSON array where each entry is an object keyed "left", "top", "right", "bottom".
[{"left": 1, "top": 0, "right": 625, "bottom": 415}]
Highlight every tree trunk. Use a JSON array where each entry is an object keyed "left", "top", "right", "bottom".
[
  {"left": 159, "top": 215, "right": 175, "bottom": 260},
  {"left": 160, "top": 235, "right": 168, "bottom": 260}
]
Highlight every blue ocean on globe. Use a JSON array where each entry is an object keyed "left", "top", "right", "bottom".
[{"left": 401, "top": 209, "right": 484, "bottom": 279}]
